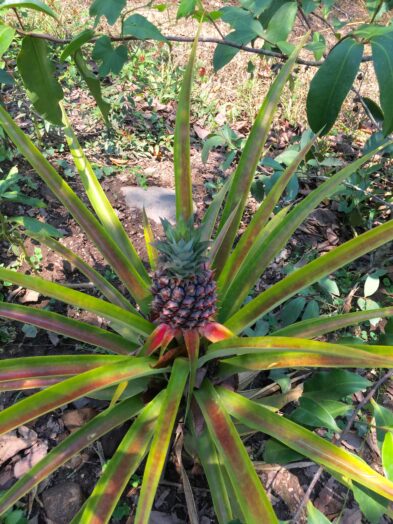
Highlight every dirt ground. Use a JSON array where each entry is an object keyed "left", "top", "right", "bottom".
[{"left": 2, "top": 1, "right": 393, "bottom": 523}]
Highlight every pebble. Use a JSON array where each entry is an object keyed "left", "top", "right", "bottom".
[{"left": 42, "top": 481, "right": 84, "bottom": 524}]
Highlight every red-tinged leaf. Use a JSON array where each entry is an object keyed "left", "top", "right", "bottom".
[
  {"left": 217, "top": 132, "right": 317, "bottom": 291},
  {"left": 135, "top": 358, "right": 189, "bottom": 524},
  {"left": 74, "top": 393, "right": 164, "bottom": 524},
  {"left": 184, "top": 330, "right": 199, "bottom": 361},
  {"left": 200, "top": 322, "right": 234, "bottom": 343},
  {"left": 62, "top": 109, "right": 150, "bottom": 288},
  {"left": 225, "top": 216, "right": 393, "bottom": 334},
  {"left": 0, "top": 357, "right": 165, "bottom": 437},
  {"left": 0, "top": 396, "right": 144, "bottom": 516},
  {"left": 0, "top": 377, "right": 62, "bottom": 392},
  {"left": 0, "top": 105, "right": 150, "bottom": 305},
  {"left": 210, "top": 204, "right": 240, "bottom": 274},
  {"left": 194, "top": 381, "right": 278, "bottom": 523},
  {"left": 140, "top": 323, "right": 176, "bottom": 356},
  {"left": 218, "top": 387, "right": 393, "bottom": 501},
  {"left": 153, "top": 346, "right": 186, "bottom": 369},
  {"left": 218, "top": 205, "right": 290, "bottom": 294},
  {"left": 142, "top": 207, "right": 158, "bottom": 270},
  {"left": 273, "top": 306, "right": 393, "bottom": 338},
  {"left": 0, "top": 302, "right": 135, "bottom": 354},
  {"left": 219, "top": 140, "right": 392, "bottom": 323},
  {"left": 200, "top": 178, "right": 231, "bottom": 243},
  {"left": 194, "top": 427, "right": 233, "bottom": 524},
  {"left": 215, "top": 34, "right": 310, "bottom": 270},
  {"left": 0, "top": 355, "right": 126, "bottom": 382},
  {"left": 174, "top": 26, "right": 201, "bottom": 221},
  {"left": 29, "top": 233, "right": 134, "bottom": 311},
  {"left": 198, "top": 336, "right": 393, "bottom": 371},
  {"left": 0, "top": 268, "right": 153, "bottom": 342},
  {"left": 184, "top": 330, "right": 200, "bottom": 416}
]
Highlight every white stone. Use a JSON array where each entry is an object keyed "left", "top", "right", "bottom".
[{"left": 121, "top": 186, "right": 196, "bottom": 224}]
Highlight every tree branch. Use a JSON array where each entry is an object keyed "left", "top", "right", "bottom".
[{"left": 13, "top": 28, "right": 374, "bottom": 68}]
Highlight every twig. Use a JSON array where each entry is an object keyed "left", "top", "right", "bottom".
[
  {"left": 291, "top": 369, "right": 393, "bottom": 522},
  {"left": 298, "top": 6, "right": 313, "bottom": 32},
  {"left": 309, "top": 11, "right": 336, "bottom": 36},
  {"left": 12, "top": 7, "right": 25, "bottom": 30},
  {"left": 12, "top": 28, "right": 374, "bottom": 68},
  {"left": 371, "top": 0, "right": 385, "bottom": 23}
]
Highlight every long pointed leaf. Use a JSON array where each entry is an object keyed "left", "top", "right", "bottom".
[
  {"left": 173, "top": 24, "right": 202, "bottom": 221},
  {"left": 273, "top": 306, "right": 393, "bottom": 338},
  {"left": 0, "top": 302, "right": 136, "bottom": 354},
  {"left": 214, "top": 34, "right": 310, "bottom": 272},
  {"left": 73, "top": 51, "right": 111, "bottom": 125},
  {"left": 0, "top": 396, "right": 144, "bottom": 516},
  {"left": 199, "top": 336, "right": 393, "bottom": 371},
  {"left": 225, "top": 217, "right": 393, "bottom": 333},
  {"left": 200, "top": 178, "right": 231, "bottom": 242},
  {"left": 184, "top": 330, "right": 199, "bottom": 417},
  {"left": 134, "top": 358, "right": 189, "bottom": 524},
  {"left": 194, "top": 426, "right": 233, "bottom": 524},
  {"left": 76, "top": 393, "right": 164, "bottom": 524},
  {"left": 0, "top": 105, "right": 150, "bottom": 305},
  {"left": 0, "top": 268, "right": 153, "bottom": 341},
  {"left": 0, "top": 357, "right": 164, "bottom": 436},
  {"left": 219, "top": 141, "right": 392, "bottom": 321},
  {"left": 62, "top": 107, "right": 150, "bottom": 284},
  {"left": 218, "top": 134, "right": 316, "bottom": 291},
  {"left": 0, "top": 378, "right": 63, "bottom": 392},
  {"left": 194, "top": 381, "right": 278, "bottom": 523},
  {"left": 0, "top": 355, "right": 126, "bottom": 382},
  {"left": 29, "top": 233, "right": 134, "bottom": 311},
  {"left": 210, "top": 204, "right": 239, "bottom": 271},
  {"left": 219, "top": 388, "right": 393, "bottom": 501},
  {"left": 174, "top": 26, "right": 201, "bottom": 221},
  {"left": 218, "top": 205, "right": 290, "bottom": 295},
  {"left": 142, "top": 207, "right": 158, "bottom": 270}
]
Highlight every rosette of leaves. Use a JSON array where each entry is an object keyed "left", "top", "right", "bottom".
[{"left": 2, "top": 34, "right": 393, "bottom": 524}]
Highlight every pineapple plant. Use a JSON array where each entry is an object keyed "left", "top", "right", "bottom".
[
  {"left": 151, "top": 218, "right": 217, "bottom": 330},
  {"left": 2, "top": 16, "right": 393, "bottom": 524}
]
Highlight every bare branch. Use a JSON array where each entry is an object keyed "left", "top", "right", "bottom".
[{"left": 13, "top": 28, "right": 374, "bottom": 68}]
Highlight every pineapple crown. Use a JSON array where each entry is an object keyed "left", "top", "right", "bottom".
[{"left": 153, "top": 217, "right": 209, "bottom": 279}]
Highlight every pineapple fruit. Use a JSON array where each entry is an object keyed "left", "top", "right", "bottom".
[{"left": 151, "top": 219, "right": 217, "bottom": 330}]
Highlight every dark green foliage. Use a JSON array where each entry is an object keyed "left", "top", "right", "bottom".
[{"left": 306, "top": 38, "right": 364, "bottom": 135}]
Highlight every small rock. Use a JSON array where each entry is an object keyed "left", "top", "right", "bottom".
[
  {"left": 63, "top": 408, "right": 97, "bottom": 432},
  {"left": 121, "top": 186, "right": 196, "bottom": 224},
  {"left": 19, "top": 290, "right": 40, "bottom": 303},
  {"left": 42, "top": 482, "right": 84, "bottom": 524}
]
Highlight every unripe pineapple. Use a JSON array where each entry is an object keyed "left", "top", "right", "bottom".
[{"left": 151, "top": 219, "right": 217, "bottom": 330}]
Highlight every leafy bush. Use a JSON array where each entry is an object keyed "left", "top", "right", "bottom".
[
  {"left": 1, "top": 31, "right": 393, "bottom": 523},
  {"left": 2, "top": 0, "right": 393, "bottom": 139}
]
